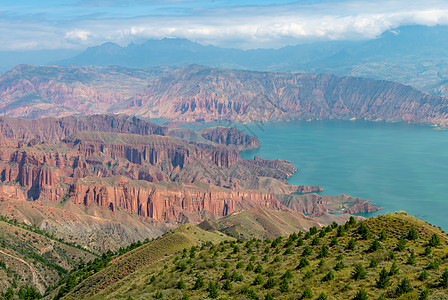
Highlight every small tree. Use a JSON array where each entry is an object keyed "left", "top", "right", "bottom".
[
  {"left": 281, "top": 269, "right": 293, "bottom": 280},
  {"left": 322, "top": 270, "right": 334, "bottom": 282},
  {"left": 396, "top": 278, "right": 412, "bottom": 296},
  {"left": 396, "top": 238, "right": 406, "bottom": 251},
  {"left": 369, "top": 258, "right": 378, "bottom": 268},
  {"left": 302, "top": 246, "right": 312, "bottom": 256},
  {"left": 376, "top": 268, "right": 390, "bottom": 288},
  {"left": 406, "top": 250, "right": 416, "bottom": 265},
  {"left": 194, "top": 276, "right": 204, "bottom": 289},
  {"left": 296, "top": 257, "right": 310, "bottom": 269},
  {"left": 429, "top": 233, "right": 441, "bottom": 247},
  {"left": 222, "top": 279, "right": 232, "bottom": 290},
  {"left": 407, "top": 227, "right": 418, "bottom": 240},
  {"left": 418, "top": 270, "right": 429, "bottom": 281},
  {"left": 253, "top": 274, "right": 264, "bottom": 285},
  {"left": 368, "top": 240, "right": 382, "bottom": 252},
  {"left": 264, "top": 278, "right": 277, "bottom": 289},
  {"left": 318, "top": 245, "right": 329, "bottom": 258},
  {"left": 389, "top": 261, "right": 399, "bottom": 276},
  {"left": 279, "top": 279, "right": 289, "bottom": 292},
  {"left": 379, "top": 229, "right": 387, "bottom": 241},
  {"left": 176, "top": 278, "right": 186, "bottom": 289},
  {"left": 346, "top": 238, "right": 356, "bottom": 250},
  {"left": 353, "top": 289, "right": 368, "bottom": 300},
  {"left": 207, "top": 282, "right": 219, "bottom": 299},
  {"left": 440, "top": 269, "right": 448, "bottom": 288},
  {"left": 317, "top": 292, "right": 328, "bottom": 300},
  {"left": 334, "top": 261, "right": 345, "bottom": 271},
  {"left": 419, "top": 289, "right": 429, "bottom": 300},
  {"left": 302, "top": 287, "right": 313, "bottom": 298},
  {"left": 352, "top": 263, "right": 367, "bottom": 280}
]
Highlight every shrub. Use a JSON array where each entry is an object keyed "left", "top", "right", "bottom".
[
  {"left": 194, "top": 276, "right": 204, "bottom": 289},
  {"left": 369, "top": 258, "right": 378, "bottom": 268},
  {"left": 273, "top": 256, "right": 280, "bottom": 263},
  {"left": 154, "top": 291, "right": 163, "bottom": 299},
  {"left": 254, "top": 264, "right": 263, "bottom": 273},
  {"left": 303, "top": 271, "right": 312, "bottom": 280},
  {"left": 429, "top": 233, "right": 441, "bottom": 247},
  {"left": 407, "top": 227, "right": 418, "bottom": 240},
  {"left": 318, "top": 245, "right": 329, "bottom": 258},
  {"left": 311, "top": 236, "right": 320, "bottom": 246},
  {"left": 302, "top": 246, "right": 312, "bottom": 256},
  {"left": 396, "top": 278, "right": 412, "bottom": 296},
  {"left": 423, "top": 246, "right": 431, "bottom": 256},
  {"left": 368, "top": 240, "right": 382, "bottom": 252},
  {"left": 330, "top": 237, "right": 338, "bottom": 247},
  {"left": 406, "top": 250, "right": 416, "bottom": 265},
  {"left": 309, "top": 227, "right": 318, "bottom": 235},
  {"left": 352, "top": 263, "right": 366, "bottom": 280},
  {"left": 253, "top": 274, "right": 264, "bottom": 285},
  {"left": 347, "top": 239, "right": 356, "bottom": 250},
  {"left": 264, "top": 278, "right": 277, "bottom": 289},
  {"left": 296, "top": 238, "right": 304, "bottom": 247},
  {"left": 419, "top": 289, "right": 429, "bottom": 300},
  {"left": 246, "top": 262, "right": 254, "bottom": 271},
  {"left": 418, "top": 270, "right": 429, "bottom": 281},
  {"left": 353, "top": 289, "right": 368, "bottom": 300},
  {"left": 176, "top": 278, "right": 186, "bottom": 289},
  {"left": 279, "top": 279, "right": 289, "bottom": 292},
  {"left": 357, "top": 223, "right": 371, "bottom": 239},
  {"left": 264, "top": 293, "right": 274, "bottom": 300},
  {"left": 283, "top": 248, "right": 292, "bottom": 255},
  {"left": 440, "top": 269, "right": 448, "bottom": 288},
  {"left": 296, "top": 258, "right": 310, "bottom": 269},
  {"left": 379, "top": 230, "right": 387, "bottom": 241},
  {"left": 389, "top": 262, "right": 399, "bottom": 276},
  {"left": 302, "top": 287, "right": 313, "bottom": 298},
  {"left": 427, "top": 259, "right": 439, "bottom": 269},
  {"left": 236, "top": 262, "right": 244, "bottom": 269},
  {"left": 396, "top": 238, "right": 406, "bottom": 251},
  {"left": 376, "top": 268, "right": 390, "bottom": 288},
  {"left": 281, "top": 269, "right": 293, "bottom": 280},
  {"left": 317, "top": 292, "right": 328, "bottom": 300},
  {"left": 334, "top": 261, "right": 345, "bottom": 271},
  {"left": 207, "top": 282, "right": 219, "bottom": 299},
  {"left": 322, "top": 270, "right": 334, "bottom": 282},
  {"left": 222, "top": 279, "right": 232, "bottom": 290}
]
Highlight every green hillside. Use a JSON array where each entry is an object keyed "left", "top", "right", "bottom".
[
  {"left": 50, "top": 224, "right": 231, "bottom": 299},
  {"left": 59, "top": 212, "right": 448, "bottom": 300},
  {"left": 0, "top": 218, "right": 96, "bottom": 299}
]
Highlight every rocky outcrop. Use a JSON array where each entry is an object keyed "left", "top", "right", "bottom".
[
  {"left": 198, "top": 127, "right": 260, "bottom": 149},
  {"left": 345, "top": 198, "right": 382, "bottom": 214},
  {"left": 0, "top": 114, "right": 166, "bottom": 144},
  {"left": 69, "top": 177, "right": 283, "bottom": 222},
  {"left": 122, "top": 65, "right": 448, "bottom": 125}
]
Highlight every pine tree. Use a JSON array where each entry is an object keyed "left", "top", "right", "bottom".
[
  {"left": 429, "top": 233, "right": 441, "bottom": 247},
  {"left": 407, "top": 227, "right": 418, "bottom": 240},
  {"left": 302, "top": 287, "right": 313, "bottom": 299},
  {"left": 352, "top": 263, "right": 367, "bottom": 280},
  {"left": 376, "top": 268, "right": 390, "bottom": 288},
  {"left": 279, "top": 279, "right": 289, "bottom": 292},
  {"left": 389, "top": 261, "right": 399, "bottom": 276},
  {"left": 353, "top": 289, "right": 368, "bottom": 300}
]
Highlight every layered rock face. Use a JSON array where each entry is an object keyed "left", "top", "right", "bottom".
[
  {"left": 1, "top": 64, "right": 447, "bottom": 125},
  {"left": 123, "top": 65, "right": 448, "bottom": 125},
  {"left": 0, "top": 115, "right": 330, "bottom": 224}
]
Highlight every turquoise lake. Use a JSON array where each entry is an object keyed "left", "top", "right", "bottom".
[{"left": 185, "top": 120, "right": 448, "bottom": 231}]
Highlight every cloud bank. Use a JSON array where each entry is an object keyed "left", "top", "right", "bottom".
[{"left": 1, "top": 0, "right": 448, "bottom": 50}]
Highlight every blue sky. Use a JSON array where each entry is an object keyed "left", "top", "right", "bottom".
[{"left": 2, "top": 0, "right": 448, "bottom": 50}]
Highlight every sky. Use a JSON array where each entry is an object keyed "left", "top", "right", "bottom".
[{"left": 2, "top": 0, "right": 448, "bottom": 51}]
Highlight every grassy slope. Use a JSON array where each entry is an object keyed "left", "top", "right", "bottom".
[
  {"left": 199, "top": 206, "right": 356, "bottom": 240},
  {"left": 88, "top": 212, "right": 448, "bottom": 299},
  {"left": 63, "top": 224, "right": 232, "bottom": 299},
  {"left": 0, "top": 220, "right": 96, "bottom": 295}
]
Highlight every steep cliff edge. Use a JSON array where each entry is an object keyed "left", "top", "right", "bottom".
[{"left": 122, "top": 65, "right": 448, "bottom": 125}]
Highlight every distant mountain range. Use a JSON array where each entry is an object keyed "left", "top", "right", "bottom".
[
  {"left": 57, "top": 25, "right": 448, "bottom": 95},
  {"left": 2, "top": 64, "right": 447, "bottom": 126}
]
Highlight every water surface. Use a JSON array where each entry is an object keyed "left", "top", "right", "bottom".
[{"left": 186, "top": 120, "right": 448, "bottom": 230}]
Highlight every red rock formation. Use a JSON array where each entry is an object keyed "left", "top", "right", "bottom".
[
  {"left": 198, "top": 127, "right": 260, "bottom": 149},
  {"left": 69, "top": 177, "right": 283, "bottom": 222},
  {"left": 122, "top": 65, "right": 448, "bottom": 125}
]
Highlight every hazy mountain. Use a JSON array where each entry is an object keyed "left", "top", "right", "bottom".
[{"left": 57, "top": 25, "right": 448, "bottom": 95}]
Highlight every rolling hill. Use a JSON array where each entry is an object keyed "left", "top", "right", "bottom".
[{"left": 47, "top": 212, "right": 448, "bottom": 299}]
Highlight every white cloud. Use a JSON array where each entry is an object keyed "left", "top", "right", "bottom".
[{"left": 2, "top": 0, "right": 448, "bottom": 50}]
